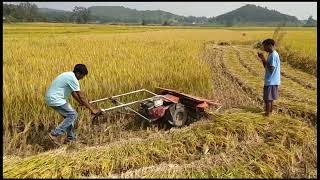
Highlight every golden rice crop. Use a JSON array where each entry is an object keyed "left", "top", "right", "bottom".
[
  {"left": 4, "top": 23, "right": 215, "bottom": 155},
  {"left": 216, "top": 45, "right": 317, "bottom": 123},
  {"left": 3, "top": 112, "right": 316, "bottom": 178},
  {"left": 3, "top": 23, "right": 317, "bottom": 178}
]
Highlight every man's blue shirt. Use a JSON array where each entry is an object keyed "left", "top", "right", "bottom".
[
  {"left": 45, "top": 72, "right": 80, "bottom": 106},
  {"left": 265, "top": 50, "right": 281, "bottom": 86}
]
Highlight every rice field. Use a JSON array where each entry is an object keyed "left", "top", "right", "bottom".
[
  {"left": 3, "top": 112, "right": 317, "bottom": 178},
  {"left": 220, "top": 45, "right": 317, "bottom": 121},
  {"left": 3, "top": 23, "right": 317, "bottom": 178}
]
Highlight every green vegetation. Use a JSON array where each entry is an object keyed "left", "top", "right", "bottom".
[
  {"left": 3, "top": 3, "right": 316, "bottom": 26},
  {"left": 88, "top": 6, "right": 185, "bottom": 24},
  {"left": 215, "top": 4, "right": 300, "bottom": 26}
]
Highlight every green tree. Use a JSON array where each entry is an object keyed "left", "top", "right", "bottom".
[
  {"left": 141, "top": 19, "right": 147, "bottom": 25},
  {"left": 16, "top": 2, "right": 39, "bottom": 22},
  {"left": 3, "top": 3, "right": 39, "bottom": 22},
  {"left": 208, "top": 17, "right": 216, "bottom": 24},
  {"left": 162, "top": 20, "right": 171, "bottom": 26},
  {"left": 305, "top": 16, "right": 317, "bottom": 27},
  {"left": 72, "top": 6, "right": 90, "bottom": 24},
  {"left": 3, "top": 4, "right": 17, "bottom": 17}
]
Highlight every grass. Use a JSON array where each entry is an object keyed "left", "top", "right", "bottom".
[{"left": 3, "top": 112, "right": 317, "bottom": 178}]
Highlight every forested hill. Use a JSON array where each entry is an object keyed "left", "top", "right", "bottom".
[
  {"left": 215, "top": 4, "right": 301, "bottom": 26},
  {"left": 3, "top": 3, "right": 316, "bottom": 26},
  {"left": 88, "top": 6, "right": 185, "bottom": 24}
]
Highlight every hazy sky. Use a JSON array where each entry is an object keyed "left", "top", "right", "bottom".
[{"left": 4, "top": 2, "right": 317, "bottom": 20}]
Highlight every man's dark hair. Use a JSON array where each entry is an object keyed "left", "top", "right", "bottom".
[
  {"left": 262, "top": 38, "right": 275, "bottom": 46},
  {"left": 73, "top": 64, "right": 88, "bottom": 75}
]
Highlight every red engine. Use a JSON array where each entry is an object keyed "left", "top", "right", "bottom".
[
  {"left": 149, "top": 106, "right": 167, "bottom": 119},
  {"left": 139, "top": 98, "right": 168, "bottom": 120}
]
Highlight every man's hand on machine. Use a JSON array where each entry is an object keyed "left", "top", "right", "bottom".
[
  {"left": 91, "top": 107, "right": 102, "bottom": 116},
  {"left": 91, "top": 107, "right": 103, "bottom": 122}
]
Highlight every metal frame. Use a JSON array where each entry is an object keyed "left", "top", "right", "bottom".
[
  {"left": 89, "top": 89, "right": 161, "bottom": 122},
  {"left": 90, "top": 88, "right": 223, "bottom": 124}
]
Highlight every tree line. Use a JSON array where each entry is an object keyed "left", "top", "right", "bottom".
[
  {"left": 3, "top": 2, "right": 316, "bottom": 26},
  {"left": 3, "top": 2, "right": 90, "bottom": 24},
  {"left": 3, "top": 3, "right": 216, "bottom": 25}
]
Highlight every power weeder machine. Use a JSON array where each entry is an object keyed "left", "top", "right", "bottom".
[{"left": 90, "top": 87, "right": 222, "bottom": 127}]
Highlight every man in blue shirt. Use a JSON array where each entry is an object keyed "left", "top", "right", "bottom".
[
  {"left": 46, "top": 64, "right": 101, "bottom": 145},
  {"left": 257, "top": 39, "right": 281, "bottom": 117}
]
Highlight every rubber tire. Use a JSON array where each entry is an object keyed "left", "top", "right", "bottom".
[{"left": 172, "top": 106, "right": 188, "bottom": 127}]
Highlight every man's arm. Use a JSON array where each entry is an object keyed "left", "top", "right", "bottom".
[
  {"left": 258, "top": 52, "right": 276, "bottom": 72},
  {"left": 257, "top": 52, "right": 267, "bottom": 68},
  {"left": 268, "top": 65, "right": 275, "bottom": 72},
  {"left": 71, "top": 91, "right": 84, "bottom": 106},
  {"left": 72, "top": 91, "right": 100, "bottom": 114}
]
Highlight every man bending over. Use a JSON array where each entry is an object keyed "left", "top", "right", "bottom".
[{"left": 46, "top": 64, "right": 101, "bottom": 145}]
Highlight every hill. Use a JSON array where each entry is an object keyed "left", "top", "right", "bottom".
[
  {"left": 88, "top": 6, "right": 184, "bottom": 24},
  {"left": 38, "top": 4, "right": 306, "bottom": 26},
  {"left": 38, "top": 8, "right": 73, "bottom": 22},
  {"left": 215, "top": 4, "right": 301, "bottom": 26},
  {"left": 4, "top": 3, "right": 313, "bottom": 26},
  {"left": 38, "top": 8, "right": 70, "bottom": 13}
]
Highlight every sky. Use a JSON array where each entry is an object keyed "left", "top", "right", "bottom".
[{"left": 4, "top": 2, "right": 317, "bottom": 20}]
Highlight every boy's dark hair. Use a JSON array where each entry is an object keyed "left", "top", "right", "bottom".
[
  {"left": 73, "top": 64, "right": 88, "bottom": 75},
  {"left": 262, "top": 38, "right": 275, "bottom": 46}
]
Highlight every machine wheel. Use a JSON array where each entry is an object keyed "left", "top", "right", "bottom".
[{"left": 171, "top": 104, "right": 188, "bottom": 127}]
